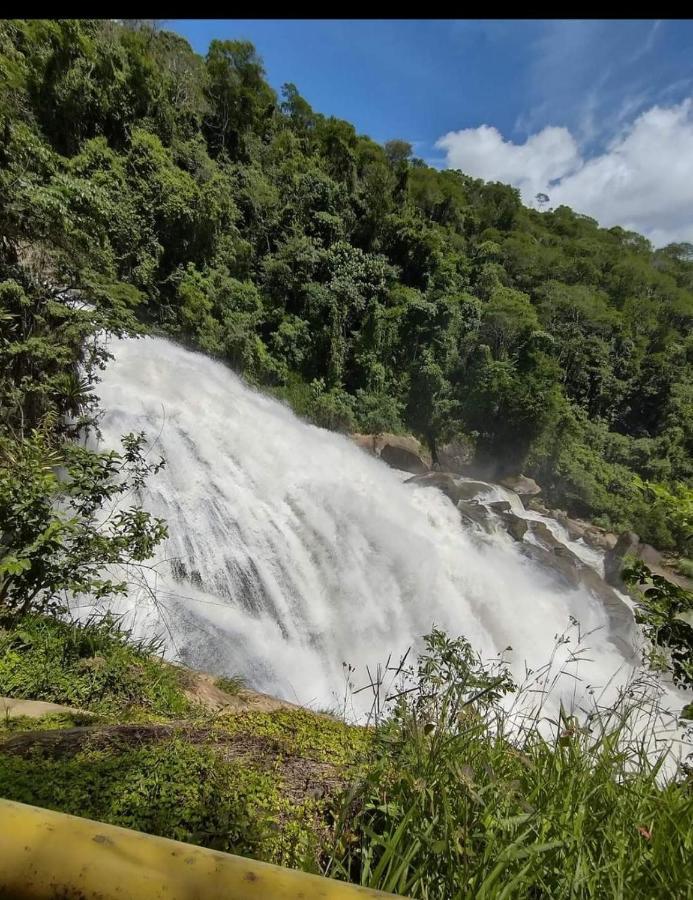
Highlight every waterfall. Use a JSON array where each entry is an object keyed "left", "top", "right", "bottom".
[{"left": 91, "top": 335, "right": 650, "bottom": 718}]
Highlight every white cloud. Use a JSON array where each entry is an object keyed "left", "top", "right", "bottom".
[
  {"left": 436, "top": 124, "right": 582, "bottom": 201},
  {"left": 436, "top": 99, "right": 693, "bottom": 247}
]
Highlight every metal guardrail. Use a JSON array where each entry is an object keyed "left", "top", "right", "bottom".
[{"left": 0, "top": 798, "right": 400, "bottom": 899}]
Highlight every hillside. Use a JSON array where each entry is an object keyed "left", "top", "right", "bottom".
[{"left": 0, "top": 18, "right": 691, "bottom": 556}]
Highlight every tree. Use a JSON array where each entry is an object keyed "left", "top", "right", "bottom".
[
  {"left": 204, "top": 39, "right": 276, "bottom": 159},
  {"left": 384, "top": 139, "right": 412, "bottom": 166},
  {"left": 0, "top": 430, "right": 167, "bottom": 621}
]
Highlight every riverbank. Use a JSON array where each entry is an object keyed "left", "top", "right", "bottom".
[{"left": 0, "top": 611, "right": 691, "bottom": 898}]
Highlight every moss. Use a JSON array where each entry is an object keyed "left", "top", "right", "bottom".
[
  {"left": 211, "top": 708, "right": 372, "bottom": 767},
  {"left": 0, "top": 711, "right": 99, "bottom": 736},
  {"left": 0, "top": 710, "right": 370, "bottom": 871}
]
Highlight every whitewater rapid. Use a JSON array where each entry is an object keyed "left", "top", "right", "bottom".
[{"left": 90, "top": 335, "right": 650, "bottom": 719}]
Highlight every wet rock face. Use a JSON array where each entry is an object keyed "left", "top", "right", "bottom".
[
  {"left": 499, "top": 474, "right": 541, "bottom": 499},
  {"left": 403, "top": 466, "right": 636, "bottom": 648},
  {"left": 380, "top": 442, "right": 429, "bottom": 475},
  {"left": 500, "top": 512, "right": 528, "bottom": 542},
  {"left": 604, "top": 533, "right": 693, "bottom": 593},
  {"left": 405, "top": 472, "right": 492, "bottom": 505},
  {"left": 436, "top": 438, "right": 475, "bottom": 475},
  {"left": 350, "top": 432, "right": 431, "bottom": 475},
  {"left": 604, "top": 531, "right": 641, "bottom": 587},
  {"left": 519, "top": 539, "right": 636, "bottom": 651}
]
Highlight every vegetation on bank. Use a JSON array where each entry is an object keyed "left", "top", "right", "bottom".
[
  {"left": 0, "top": 18, "right": 691, "bottom": 552},
  {"left": 0, "top": 613, "right": 191, "bottom": 720},
  {"left": 1, "top": 617, "right": 691, "bottom": 897}
]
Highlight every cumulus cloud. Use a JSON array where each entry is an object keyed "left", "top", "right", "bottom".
[{"left": 436, "top": 99, "right": 693, "bottom": 246}]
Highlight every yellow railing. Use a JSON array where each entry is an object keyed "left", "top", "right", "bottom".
[{"left": 0, "top": 798, "right": 400, "bottom": 899}]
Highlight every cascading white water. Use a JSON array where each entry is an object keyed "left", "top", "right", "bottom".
[{"left": 91, "top": 335, "right": 647, "bottom": 717}]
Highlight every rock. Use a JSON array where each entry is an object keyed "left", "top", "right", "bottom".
[
  {"left": 638, "top": 543, "right": 663, "bottom": 568},
  {"left": 349, "top": 432, "right": 378, "bottom": 455},
  {"left": 457, "top": 499, "right": 495, "bottom": 533},
  {"left": 380, "top": 442, "right": 430, "bottom": 474},
  {"left": 406, "top": 473, "right": 492, "bottom": 505},
  {"left": 527, "top": 497, "right": 551, "bottom": 516},
  {"left": 583, "top": 527, "right": 617, "bottom": 551},
  {"left": 349, "top": 432, "right": 432, "bottom": 473},
  {"left": 436, "top": 438, "right": 474, "bottom": 474},
  {"left": 500, "top": 512, "right": 528, "bottom": 542},
  {"left": 0, "top": 697, "right": 96, "bottom": 721},
  {"left": 564, "top": 518, "right": 587, "bottom": 541},
  {"left": 518, "top": 544, "right": 636, "bottom": 654},
  {"left": 350, "top": 433, "right": 431, "bottom": 475},
  {"left": 406, "top": 472, "right": 462, "bottom": 504},
  {"left": 604, "top": 530, "right": 640, "bottom": 587},
  {"left": 527, "top": 521, "right": 564, "bottom": 553},
  {"left": 499, "top": 474, "right": 541, "bottom": 500},
  {"left": 487, "top": 500, "right": 512, "bottom": 514}
]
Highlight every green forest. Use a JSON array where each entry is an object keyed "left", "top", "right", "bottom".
[{"left": 1, "top": 18, "right": 692, "bottom": 553}]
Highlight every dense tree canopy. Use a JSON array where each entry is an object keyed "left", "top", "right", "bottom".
[{"left": 1, "top": 18, "right": 691, "bottom": 552}]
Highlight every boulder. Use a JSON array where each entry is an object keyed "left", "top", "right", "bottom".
[
  {"left": 638, "top": 543, "right": 663, "bottom": 568},
  {"left": 487, "top": 500, "right": 512, "bottom": 514},
  {"left": 583, "top": 527, "right": 618, "bottom": 551},
  {"left": 518, "top": 543, "right": 636, "bottom": 653},
  {"left": 405, "top": 473, "right": 493, "bottom": 506},
  {"left": 406, "top": 472, "right": 462, "bottom": 504},
  {"left": 500, "top": 511, "right": 528, "bottom": 542},
  {"left": 499, "top": 474, "right": 542, "bottom": 500},
  {"left": 527, "top": 497, "right": 551, "bottom": 516},
  {"left": 349, "top": 432, "right": 432, "bottom": 474},
  {"left": 527, "top": 521, "right": 564, "bottom": 553},
  {"left": 379, "top": 442, "right": 428, "bottom": 474},
  {"left": 564, "top": 517, "right": 587, "bottom": 541},
  {"left": 604, "top": 530, "right": 640, "bottom": 587},
  {"left": 457, "top": 499, "right": 495, "bottom": 533},
  {"left": 349, "top": 432, "right": 378, "bottom": 455},
  {"left": 436, "top": 438, "right": 475, "bottom": 475}
]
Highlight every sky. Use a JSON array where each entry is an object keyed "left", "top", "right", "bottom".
[{"left": 171, "top": 19, "right": 693, "bottom": 247}]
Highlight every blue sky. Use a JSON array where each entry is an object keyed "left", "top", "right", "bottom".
[{"left": 170, "top": 20, "right": 693, "bottom": 245}]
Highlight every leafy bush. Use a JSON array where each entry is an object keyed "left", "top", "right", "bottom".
[
  {"left": 623, "top": 560, "right": 693, "bottom": 690},
  {"left": 0, "top": 430, "right": 167, "bottom": 621},
  {"left": 327, "top": 630, "right": 693, "bottom": 898}
]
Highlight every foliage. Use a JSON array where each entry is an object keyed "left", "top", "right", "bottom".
[
  {"left": 327, "top": 630, "right": 693, "bottom": 898},
  {"left": 214, "top": 674, "right": 246, "bottom": 695},
  {"left": 0, "top": 612, "right": 190, "bottom": 718},
  {"left": 0, "top": 739, "right": 325, "bottom": 869},
  {"left": 0, "top": 17, "right": 691, "bottom": 549},
  {"left": 623, "top": 559, "right": 693, "bottom": 690},
  {"left": 0, "top": 429, "right": 167, "bottom": 620},
  {"left": 0, "top": 613, "right": 691, "bottom": 896},
  {"left": 0, "top": 647, "right": 371, "bottom": 871}
]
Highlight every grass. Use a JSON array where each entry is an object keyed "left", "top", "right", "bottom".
[
  {"left": 325, "top": 629, "right": 693, "bottom": 899},
  {"left": 0, "top": 612, "right": 372, "bottom": 872},
  {"left": 676, "top": 557, "right": 693, "bottom": 579},
  {"left": 0, "top": 613, "right": 192, "bottom": 721},
  {"left": 1, "top": 614, "right": 691, "bottom": 897},
  {"left": 215, "top": 674, "right": 247, "bottom": 695},
  {"left": 0, "top": 736, "right": 330, "bottom": 869}
]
